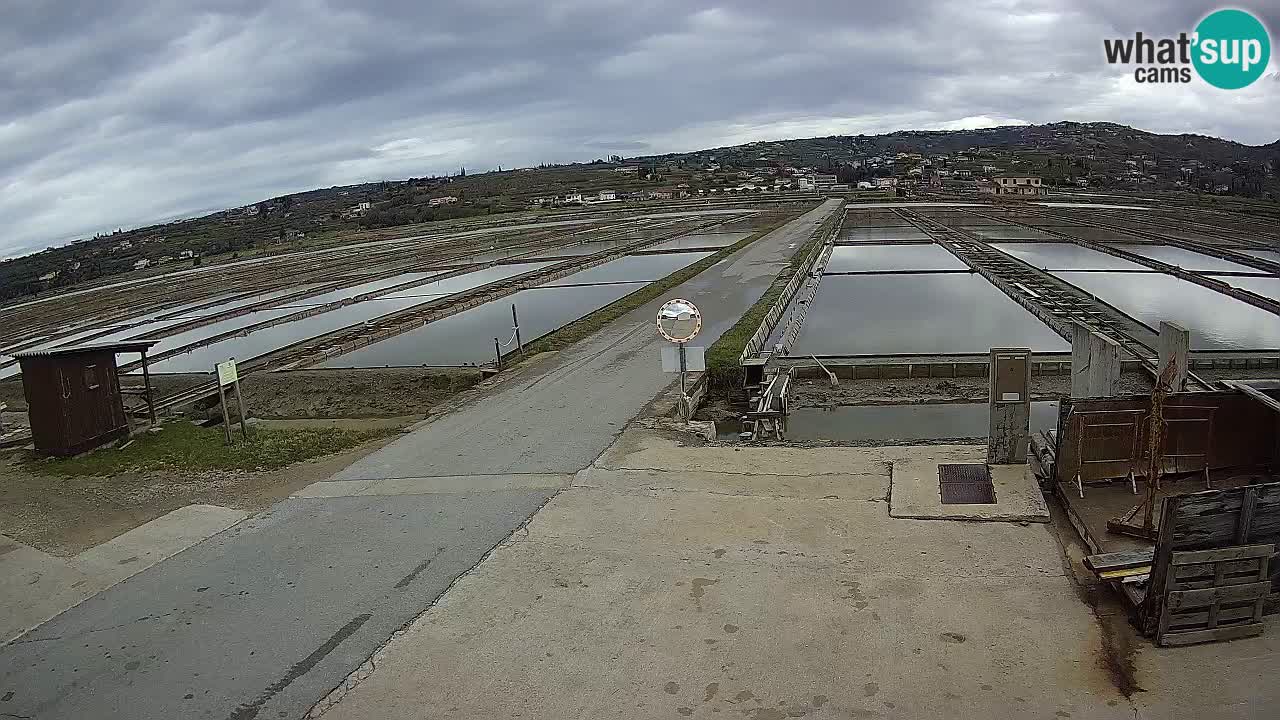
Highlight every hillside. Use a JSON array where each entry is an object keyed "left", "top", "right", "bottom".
[
  {"left": 635, "top": 121, "right": 1280, "bottom": 170},
  {"left": 3, "top": 121, "right": 1278, "bottom": 304}
]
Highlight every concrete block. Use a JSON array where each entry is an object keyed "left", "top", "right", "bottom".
[
  {"left": 0, "top": 536, "right": 97, "bottom": 644},
  {"left": 1159, "top": 321, "right": 1190, "bottom": 391},
  {"left": 74, "top": 504, "right": 247, "bottom": 583},
  {"left": 1071, "top": 323, "right": 1121, "bottom": 398},
  {"left": 889, "top": 461, "right": 1050, "bottom": 522}
]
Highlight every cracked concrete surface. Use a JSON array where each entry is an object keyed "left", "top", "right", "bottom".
[{"left": 316, "top": 428, "right": 1280, "bottom": 720}]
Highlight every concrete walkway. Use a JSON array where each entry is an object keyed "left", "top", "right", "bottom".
[
  {"left": 0, "top": 200, "right": 842, "bottom": 720},
  {"left": 0, "top": 505, "right": 246, "bottom": 644},
  {"left": 316, "top": 429, "right": 1280, "bottom": 720}
]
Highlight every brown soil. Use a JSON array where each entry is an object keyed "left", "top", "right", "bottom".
[
  {"left": 0, "top": 367, "right": 478, "bottom": 557},
  {"left": 788, "top": 370, "right": 1157, "bottom": 408},
  {"left": 4, "top": 367, "right": 482, "bottom": 419},
  {"left": 0, "top": 424, "right": 407, "bottom": 557},
  {"left": 133, "top": 367, "right": 483, "bottom": 420},
  {"left": 0, "top": 378, "right": 25, "bottom": 412}
]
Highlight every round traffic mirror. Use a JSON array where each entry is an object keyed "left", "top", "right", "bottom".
[{"left": 657, "top": 298, "right": 702, "bottom": 344}]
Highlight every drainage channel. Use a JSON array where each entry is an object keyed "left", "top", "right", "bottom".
[
  {"left": 136, "top": 214, "right": 754, "bottom": 414},
  {"left": 893, "top": 208, "right": 1159, "bottom": 357},
  {"left": 962, "top": 207, "right": 1280, "bottom": 317}
]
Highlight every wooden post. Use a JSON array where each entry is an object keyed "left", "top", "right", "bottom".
[
  {"left": 217, "top": 378, "right": 233, "bottom": 445},
  {"left": 140, "top": 349, "right": 157, "bottom": 426},
  {"left": 494, "top": 338, "right": 502, "bottom": 370},
  {"left": 512, "top": 304, "right": 524, "bottom": 357},
  {"left": 233, "top": 376, "right": 250, "bottom": 440}
]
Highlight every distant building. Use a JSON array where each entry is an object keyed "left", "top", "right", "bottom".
[
  {"left": 984, "top": 176, "right": 1047, "bottom": 196},
  {"left": 133, "top": 259, "right": 150, "bottom": 270},
  {"left": 613, "top": 166, "right": 640, "bottom": 174},
  {"left": 178, "top": 250, "right": 195, "bottom": 260},
  {"left": 597, "top": 189, "right": 617, "bottom": 201},
  {"left": 562, "top": 192, "right": 584, "bottom": 204},
  {"left": 812, "top": 173, "right": 837, "bottom": 189},
  {"left": 39, "top": 271, "right": 59, "bottom": 281},
  {"left": 428, "top": 196, "right": 458, "bottom": 207},
  {"left": 873, "top": 177, "right": 898, "bottom": 189},
  {"left": 856, "top": 181, "right": 873, "bottom": 189}
]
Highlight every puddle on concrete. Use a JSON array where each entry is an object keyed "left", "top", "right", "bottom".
[
  {"left": 824, "top": 244, "right": 966, "bottom": 273},
  {"left": 792, "top": 273, "right": 1069, "bottom": 355},
  {"left": 320, "top": 281, "right": 646, "bottom": 367},
  {"left": 759, "top": 401, "right": 1061, "bottom": 442},
  {"left": 1111, "top": 244, "right": 1263, "bottom": 273},
  {"left": 1056, "top": 271, "right": 1280, "bottom": 350},
  {"left": 991, "top": 243, "right": 1149, "bottom": 271}
]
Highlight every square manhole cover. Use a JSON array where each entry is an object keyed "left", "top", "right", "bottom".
[{"left": 939, "top": 463, "right": 996, "bottom": 504}]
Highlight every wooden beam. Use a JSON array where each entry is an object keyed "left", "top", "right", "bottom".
[{"left": 1223, "top": 380, "right": 1280, "bottom": 415}]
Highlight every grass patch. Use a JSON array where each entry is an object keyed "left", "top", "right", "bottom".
[
  {"left": 515, "top": 206, "right": 811, "bottom": 358},
  {"left": 703, "top": 208, "right": 841, "bottom": 392},
  {"left": 30, "top": 421, "right": 397, "bottom": 477}
]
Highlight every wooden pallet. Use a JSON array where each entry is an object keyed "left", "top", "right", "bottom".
[{"left": 1155, "top": 544, "right": 1272, "bottom": 647}]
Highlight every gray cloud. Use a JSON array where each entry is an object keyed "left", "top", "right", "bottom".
[{"left": 2, "top": 0, "right": 1277, "bottom": 258}]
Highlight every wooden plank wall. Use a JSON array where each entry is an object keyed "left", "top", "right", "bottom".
[
  {"left": 1143, "top": 482, "right": 1280, "bottom": 635},
  {"left": 1055, "top": 392, "right": 1278, "bottom": 485}
]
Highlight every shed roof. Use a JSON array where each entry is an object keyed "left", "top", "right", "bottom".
[{"left": 13, "top": 340, "right": 159, "bottom": 360}]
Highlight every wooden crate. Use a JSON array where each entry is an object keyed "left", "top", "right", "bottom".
[{"left": 1155, "top": 544, "right": 1272, "bottom": 647}]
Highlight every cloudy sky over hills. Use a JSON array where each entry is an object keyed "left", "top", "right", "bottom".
[{"left": 2, "top": 0, "right": 1277, "bottom": 258}]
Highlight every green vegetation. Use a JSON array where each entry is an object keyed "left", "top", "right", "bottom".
[
  {"left": 516, "top": 208, "right": 808, "bottom": 358},
  {"left": 703, "top": 209, "right": 839, "bottom": 392},
  {"left": 30, "top": 421, "right": 395, "bottom": 477}
]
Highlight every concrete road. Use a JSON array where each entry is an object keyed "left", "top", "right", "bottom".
[
  {"left": 0, "top": 493, "right": 555, "bottom": 720},
  {"left": 318, "top": 429, "right": 1280, "bottom": 720},
  {"left": 0, "top": 199, "right": 841, "bottom": 720},
  {"left": 332, "top": 198, "right": 842, "bottom": 479}
]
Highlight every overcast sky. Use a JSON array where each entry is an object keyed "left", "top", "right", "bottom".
[{"left": 2, "top": 0, "right": 1277, "bottom": 259}]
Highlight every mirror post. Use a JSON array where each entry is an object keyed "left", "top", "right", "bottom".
[{"left": 679, "top": 342, "right": 687, "bottom": 393}]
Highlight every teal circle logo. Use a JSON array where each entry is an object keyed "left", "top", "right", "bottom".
[{"left": 1193, "top": 9, "right": 1271, "bottom": 89}]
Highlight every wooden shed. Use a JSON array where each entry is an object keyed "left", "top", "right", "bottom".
[{"left": 14, "top": 341, "right": 158, "bottom": 456}]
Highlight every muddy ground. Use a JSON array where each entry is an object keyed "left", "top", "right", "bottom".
[
  {"left": 2, "top": 367, "right": 482, "bottom": 419},
  {"left": 0, "top": 367, "right": 482, "bottom": 556},
  {"left": 787, "top": 366, "right": 1280, "bottom": 408},
  {"left": 0, "top": 429, "right": 406, "bottom": 557},
  {"left": 788, "top": 370, "right": 1155, "bottom": 407}
]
